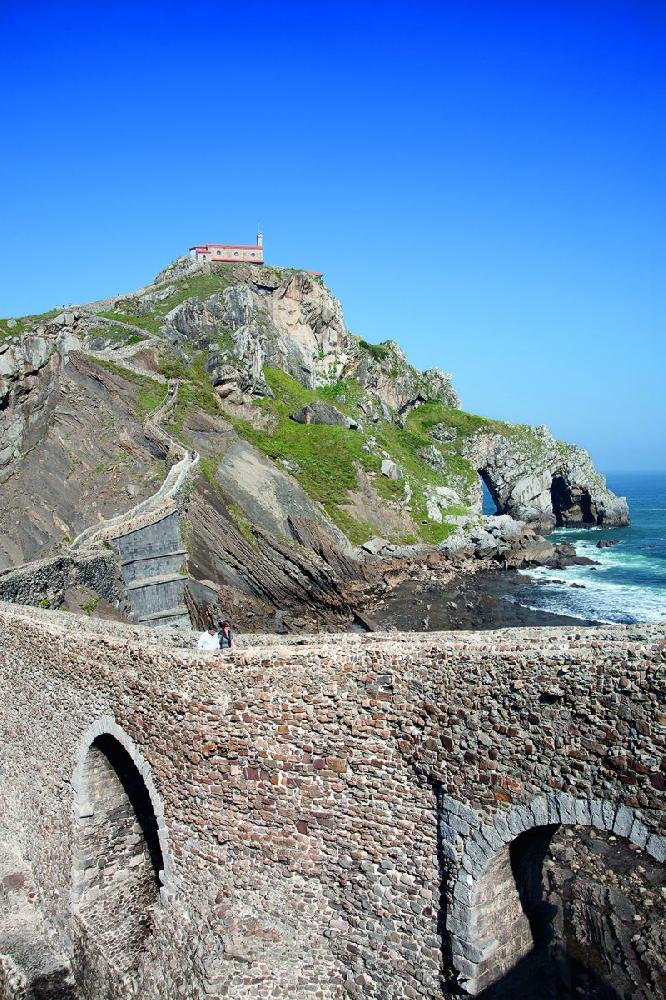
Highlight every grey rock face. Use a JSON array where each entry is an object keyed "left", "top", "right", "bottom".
[
  {"left": 159, "top": 270, "right": 461, "bottom": 417},
  {"left": 290, "top": 402, "right": 358, "bottom": 430},
  {"left": 380, "top": 459, "right": 403, "bottom": 480},
  {"left": 0, "top": 331, "right": 81, "bottom": 485},
  {"left": 464, "top": 426, "right": 629, "bottom": 530},
  {"left": 418, "top": 444, "right": 447, "bottom": 470},
  {"left": 438, "top": 514, "right": 556, "bottom": 565},
  {"left": 213, "top": 440, "right": 354, "bottom": 556}
]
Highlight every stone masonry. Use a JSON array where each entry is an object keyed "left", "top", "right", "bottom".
[{"left": 0, "top": 605, "right": 663, "bottom": 999}]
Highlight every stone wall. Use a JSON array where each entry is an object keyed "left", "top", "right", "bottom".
[
  {"left": 0, "top": 550, "right": 129, "bottom": 613},
  {"left": 0, "top": 605, "right": 663, "bottom": 1000}
]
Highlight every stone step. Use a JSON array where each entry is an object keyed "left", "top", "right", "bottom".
[
  {"left": 137, "top": 605, "right": 190, "bottom": 626},
  {"left": 126, "top": 572, "right": 187, "bottom": 591},
  {"left": 121, "top": 550, "right": 187, "bottom": 583},
  {"left": 121, "top": 548, "right": 186, "bottom": 567}
]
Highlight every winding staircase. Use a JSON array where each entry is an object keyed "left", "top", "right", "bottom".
[{"left": 71, "top": 378, "right": 198, "bottom": 627}]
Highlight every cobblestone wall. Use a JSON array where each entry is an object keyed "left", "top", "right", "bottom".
[{"left": 0, "top": 605, "right": 663, "bottom": 999}]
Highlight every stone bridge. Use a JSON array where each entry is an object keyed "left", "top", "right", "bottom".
[{"left": 0, "top": 604, "right": 663, "bottom": 1000}]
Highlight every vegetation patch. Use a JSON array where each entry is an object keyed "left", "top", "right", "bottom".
[
  {"left": 228, "top": 502, "right": 258, "bottom": 548},
  {"left": 81, "top": 596, "right": 100, "bottom": 616},
  {"left": 0, "top": 308, "right": 60, "bottom": 338},
  {"left": 96, "top": 267, "right": 236, "bottom": 334},
  {"left": 358, "top": 339, "right": 390, "bottom": 362}
]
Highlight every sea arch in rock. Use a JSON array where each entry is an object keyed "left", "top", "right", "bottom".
[
  {"left": 71, "top": 717, "right": 172, "bottom": 988},
  {"left": 444, "top": 792, "right": 666, "bottom": 997}
]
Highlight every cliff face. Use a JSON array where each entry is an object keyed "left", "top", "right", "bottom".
[{"left": 0, "top": 257, "right": 629, "bottom": 627}]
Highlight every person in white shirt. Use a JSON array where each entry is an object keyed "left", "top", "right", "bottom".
[{"left": 197, "top": 627, "right": 220, "bottom": 651}]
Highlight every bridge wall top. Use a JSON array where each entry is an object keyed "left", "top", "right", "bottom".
[{"left": 0, "top": 604, "right": 663, "bottom": 999}]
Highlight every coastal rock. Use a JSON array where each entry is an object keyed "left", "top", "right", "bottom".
[
  {"left": 438, "top": 514, "right": 555, "bottom": 567},
  {"left": 160, "top": 272, "right": 460, "bottom": 417},
  {"left": 463, "top": 425, "right": 629, "bottom": 530},
  {"left": 0, "top": 333, "right": 76, "bottom": 485},
  {"left": 597, "top": 538, "right": 620, "bottom": 548}
]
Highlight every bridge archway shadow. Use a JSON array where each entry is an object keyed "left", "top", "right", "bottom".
[
  {"left": 71, "top": 722, "right": 168, "bottom": 989},
  {"left": 474, "top": 826, "right": 626, "bottom": 1000},
  {"left": 444, "top": 794, "right": 665, "bottom": 998}
]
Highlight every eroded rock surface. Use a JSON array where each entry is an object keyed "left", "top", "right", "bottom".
[{"left": 463, "top": 425, "right": 629, "bottom": 529}]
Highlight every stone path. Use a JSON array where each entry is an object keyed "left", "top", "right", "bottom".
[{"left": 70, "top": 378, "right": 198, "bottom": 628}]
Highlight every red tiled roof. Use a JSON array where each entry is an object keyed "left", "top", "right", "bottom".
[{"left": 190, "top": 244, "right": 261, "bottom": 251}]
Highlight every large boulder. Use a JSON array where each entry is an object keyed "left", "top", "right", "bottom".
[{"left": 290, "top": 402, "right": 358, "bottom": 430}]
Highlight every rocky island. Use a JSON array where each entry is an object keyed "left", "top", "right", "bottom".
[{"left": 0, "top": 256, "right": 628, "bottom": 631}]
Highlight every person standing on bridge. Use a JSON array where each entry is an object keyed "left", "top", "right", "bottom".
[
  {"left": 218, "top": 620, "right": 233, "bottom": 649},
  {"left": 197, "top": 626, "right": 220, "bottom": 651}
]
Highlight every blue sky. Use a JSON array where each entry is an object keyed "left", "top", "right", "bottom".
[{"left": 1, "top": 1, "right": 664, "bottom": 470}]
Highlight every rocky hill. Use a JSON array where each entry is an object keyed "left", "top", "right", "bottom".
[{"left": 0, "top": 257, "right": 628, "bottom": 630}]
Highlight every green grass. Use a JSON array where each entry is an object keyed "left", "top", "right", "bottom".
[
  {"left": 0, "top": 308, "right": 60, "bottom": 338},
  {"left": 228, "top": 502, "right": 258, "bottom": 548},
  {"left": 96, "top": 267, "right": 236, "bottom": 334},
  {"left": 358, "top": 339, "right": 390, "bottom": 362},
  {"left": 81, "top": 596, "right": 100, "bottom": 616},
  {"left": 159, "top": 352, "right": 221, "bottom": 435},
  {"left": 86, "top": 321, "right": 147, "bottom": 346},
  {"left": 221, "top": 367, "right": 479, "bottom": 545},
  {"left": 83, "top": 355, "right": 165, "bottom": 420}
]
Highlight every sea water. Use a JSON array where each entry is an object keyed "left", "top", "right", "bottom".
[{"left": 486, "top": 472, "right": 666, "bottom": 624}]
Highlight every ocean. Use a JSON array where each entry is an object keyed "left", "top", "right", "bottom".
[{"left": 489, "top": 471, "right": 666, "bottom": 625}]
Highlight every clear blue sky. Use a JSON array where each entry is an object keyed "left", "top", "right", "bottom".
[{"left": 1, "top": 1, "right": 664, "bottom": 470}]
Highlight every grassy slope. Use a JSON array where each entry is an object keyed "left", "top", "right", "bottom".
[
  {"left": 158, "top": 358, "right": 490, "bottom": 546},
  {"left": 0, "top": 308, "right": 60, "bottom": 339},
  {"left": 96, "top": 267, "right": 238, "bottom": 333}
]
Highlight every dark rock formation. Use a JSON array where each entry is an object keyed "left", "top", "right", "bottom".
[{"left": 290, "top": 401, "right": 358, "bottom": 429}]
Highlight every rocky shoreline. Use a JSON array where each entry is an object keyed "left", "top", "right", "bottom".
[{"left": 362, "top": 567, "right": 597, "bottom": 633}]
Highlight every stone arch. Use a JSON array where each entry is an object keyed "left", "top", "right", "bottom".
[
  {"left": 443, "top": 792, "right": 665, "bottom": 996},
  {"left": 479, "top": 468, "right": 502, "bottom": 515},
  {"left": 71, "top": 717, "right": 173, "bottom": 982}
]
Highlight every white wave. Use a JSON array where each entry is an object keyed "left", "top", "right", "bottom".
[{"left": 511, "top": 575, "right": 666, "bottom": 623}]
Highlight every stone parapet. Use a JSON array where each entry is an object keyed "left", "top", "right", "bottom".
[{"left": 0, "top": 605, "right": 663, "bottom": 998}]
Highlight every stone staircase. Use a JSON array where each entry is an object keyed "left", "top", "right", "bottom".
[
  {"left": 110, "top": 511, "right": 190, "bottom": 627},
  {"left": 70, "top": 380, "right": 198, "bottom": 629}
]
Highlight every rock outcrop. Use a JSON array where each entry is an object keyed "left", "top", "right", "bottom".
[
  {"left": 438, "top": 514, "right": 556, "bottom": 565},
  {"left": 0, "top": 333, "right": 74, "bottom": 485},
  {"left": 159, "top": 266, "right": 459, "bottom": 415},
  {"left": 463, "top": 425, "right": 629, "bottom": 530},
  {"left": 290, "top": 401, "right": 358, "bottom": 430}
]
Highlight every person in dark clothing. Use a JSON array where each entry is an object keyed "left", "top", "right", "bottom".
[{"left": 218, "top": 620, "right": 233, "bottom": 649}]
